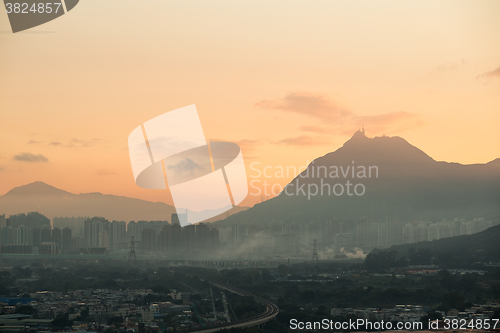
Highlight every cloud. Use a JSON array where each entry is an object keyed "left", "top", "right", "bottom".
[
  {"left": 232, "top": 139, "right": 262, "bottom": 155},
  {"left": 431, "top": 59, "right": 467, "bottom": 74},
  {"left": 479, "top": 65, "right": 500, "bottom": 79},
  {"left": 233, "top": 139, "right": 259, "bottom": 149},
  {"left": 167, "top": 157, "right": 202, "bottom": 174},
  {"left": 68, "top": 138, "right": 103, "bottom": 148},
  {"left": 257, "top": 92, "right": 425, "bottom": 138},
  {"left": 28, "top": 140, "right": 41, "bottom": 145},
  {"left": 276, "top": 135, "right": 331, "bottom": 146},
  {"left": 0, "top": 166, "right": 4, "bottom": 171},
  {"left": 48, "top": 138, "right": 104, "bottom": 148},
  {"left": 300, "top": 125, "right": 332, "bottom": 134},
  {"left": 255, "top": 92, "right": 351, "bottom": 121},
  {"left": 208, "top": 138, "right": 262, "bottom": 160},
  {"left": 352, "top": 111, "right": 425, "bottom": 135},
  {"left": 13, "top": 152, "right": 48, "bottom": 162}
]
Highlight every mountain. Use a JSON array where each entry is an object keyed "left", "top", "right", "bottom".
[
  {"left": 6, "top": 181, "right": 73, "bottom": 196},
  {"left": 0, "top": 181, "right": 249, "bottom": 223},
  {"left": 487, "top": 158, "right": 500, "bottom": 167},
  {"left": 0, "top": 181, "right": 176, "bottom": 222},
  {"left": 214, "top": 131, "right": 500, "bottom": 226}
]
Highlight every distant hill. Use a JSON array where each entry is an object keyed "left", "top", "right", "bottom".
[
  {"left": 387, "top": 213, "right": 500, "bottom": 261},
  {"left": 362, "top": 214, "right": 500, "bottom": 268},
  {"left": 0, "top": 181, "right": 248, "bottom": 223},
  {"left": 0, "top": 181, "right": 176, "bottom": 222},
  {"left": 213, "top": 131, "right": 500, "bottom": 226}
]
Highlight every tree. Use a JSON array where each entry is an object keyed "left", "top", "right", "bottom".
[
  {"left": 15, "top": 305, "right": 37, "bottom": 315},
  {"left": 299, "top": 290, "right": 316, "bottom": 302},
  {"left": 442, "top": 292, "right": 465, "bottom": 311},
  {"left": 107, "top": 316, "right": 124, "bottom": 325},
  {"left": 277, "top": 265, "right": 288, "bottom": 277},
  {"left": 421, "top": 311, "right": 443, "bottom": 328},
  {"left": 365, "top": 250, "right": 406, "bottom": 271},
  {"left": 408, "top": 248, "right": 433, "bottom": 265},
  {"left": 51, "top": 313, "right": 73, "bottom": 329}
]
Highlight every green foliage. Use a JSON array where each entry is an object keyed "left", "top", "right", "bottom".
[
  {"left": 442, "top": 292, "right": 465, "bottom": 311},
  {"left": 51, "top": 313, "right": 73, "bottom": 329},
  {"left": 107, "top": 316, "right": 124, "bottom": 325},
  {"left": 364, "top": 250, "right": 407, "bottom": 271},
  {"left": 299, "top": 289, "right": 316, "bottom": 302},
  {"left": 408, "top": 248, "right": 433, "bottom": 265},
  {"left": 277, "top": 264, "right": 288, "bottom": 276},
  {"left": 15, "top": 305, "right": 37, "bottom": 315},
  {"left": 226, "top": 294, "right": 265, "bottom": 320},
  {"left": 385, "top": 224, "right": 500, "bottom": 266}
]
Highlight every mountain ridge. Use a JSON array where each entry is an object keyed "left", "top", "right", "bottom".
[
  {"left": 6, "top": 181, "right": 75, "bottom": 196},
  {"left": 1, "top": 132, "right": 498, "bottom": 224},
  {"left": 213, "top": 131, "right": 500, "bottom": 226},
  {"left": 0, "top": 181, "right": 248, "bottom": 223}
]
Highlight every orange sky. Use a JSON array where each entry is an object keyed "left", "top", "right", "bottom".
[{"left": 1, "top": 0, "right": 499, "bottom": 207}]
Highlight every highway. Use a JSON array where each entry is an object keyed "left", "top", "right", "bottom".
[{"left": 191, "top": 282, "right": 280, "bottom": 332}]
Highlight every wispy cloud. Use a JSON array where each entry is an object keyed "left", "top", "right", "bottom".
[
  {"left": 28, "top": 140, "right": 41, "bottom": 145},
  {"left": 431, "top": 59, "right": 467, "bottom": 75},
  {"left": 257, "top": 91, "right": 424, "bottom": 142},
  {"left": 209, "top": 138, "right": 262, "bottom": 160},
  {"left": 13, "top": 152, "right": 49, "bottom": 162},
  {"left": 67, "top": 138, "right": 103, "bottom": 148},
  {"left": 255, "top": 92, "right": 351, "bottom": 121},
  {"left": 167, "top": 158, "right": 202, "bottom": 174},
  {"left": 349, "top": 111, "right": 425, "bottom": 136},
  {"left": 232, "top": 139, "right": 262, "bottom": 156},
  {"left": 479, "top": 65, "right": 500, "bottom": 79},
  {"left": 300, "top": 125, "right": 332, "bottom": 134},
  {"left": 46, "top": 138, "right": 104, "bottom": 148},
  {"left": 276, "top": 135, "right": 331, "bottom": 146}
]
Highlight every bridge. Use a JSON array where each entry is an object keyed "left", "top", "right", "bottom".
[
  {"left": 0, "top": 253, "right": 361, "bottom": 267},
  {"left": 189, "top": 282, "right": 279, "bottom": 332}
]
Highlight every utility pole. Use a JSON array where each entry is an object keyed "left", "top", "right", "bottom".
[
  {"left": 312, "top": 239, "right": 319, "bottom": 260},
  {"left": 210, "top": 288, "right": 217, "bottom": 319},
  {"left": 128, "top": 236, "right": 137, "bottom": 264},
  {"left": 221, "top": 292, "right": 231, "bottom": 323}
]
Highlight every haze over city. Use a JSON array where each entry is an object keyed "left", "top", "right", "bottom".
[{"left": 1, "top": 1, "right": 500, "bottom": 332}]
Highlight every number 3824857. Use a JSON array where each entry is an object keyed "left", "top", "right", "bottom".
[{"left": 5, "top": 2, "right": 62, "bottom": 14}]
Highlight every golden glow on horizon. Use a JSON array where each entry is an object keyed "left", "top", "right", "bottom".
[{"left": 0, "top": 0, "right": 499, "bottom": 206}]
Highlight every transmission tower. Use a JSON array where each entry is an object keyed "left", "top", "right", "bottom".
[
  {"left": 210, "top": 288, "right": 217, "bottom": 319},
  {"left": 221, "top": 292, "right": 231, "bottom": 323},
  {"left": 312, "top": 239, "right": 319, "bottom": 260},
  {"left": 128, "top": 236, "right": 137, "bottom": 263}
]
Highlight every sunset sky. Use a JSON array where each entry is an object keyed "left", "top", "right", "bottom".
[{"left": 1, "top": 0, "right": 499, "bottom": 207}]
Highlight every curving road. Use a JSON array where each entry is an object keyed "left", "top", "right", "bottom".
[{"left": 191, "top": 282, "right": 280, "bottom": 332}]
